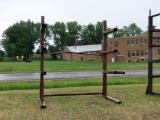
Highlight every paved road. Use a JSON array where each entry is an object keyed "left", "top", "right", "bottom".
[{"left": 0, "top": 70, "right": 159, "bottom": 81}]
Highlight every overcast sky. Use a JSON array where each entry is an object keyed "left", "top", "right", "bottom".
[{"left": 0, "top": 0, "right": 160, "bottom": 40}]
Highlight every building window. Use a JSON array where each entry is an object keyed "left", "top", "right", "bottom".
[
  {"left": 132, "top": 50, "right": 135, "bottom": 56},
  {"left": 131, "top": 40, "right": 134, "bottom": 46},
  {"left": 157, "top": 38, "right": 160, "bottom": 45},
  {"left": 157, "top": 49, "right": 160, "bottom": 55},
  {"left": 144, "top": 39, "right": 148, "bottom": 45},
  {"left": 136, "top": 50, "right": 139, "bottom": 56},
  {"left": 145, "top": 50, "right": 148, "bottom": 55},
  {"left": 114, "top": 41, "right": 118, "bottom": 47},
  {"left": 127, "top": 40, "right": 130, "bottom": 46},
  {"left": 136, "top": 40, "right": 139, "bottom": 46},
  {"left": 128, "top": 51, "right": 131, "bottom": 57},
  {"left": 141, "top": 59, "right": 144, "bottom": 62},
  {"left": 141, "top": 50, "right": 144, "bottom": 56},
  {"left": 140, "top": 39, "right": 143, "bottom": 45}
]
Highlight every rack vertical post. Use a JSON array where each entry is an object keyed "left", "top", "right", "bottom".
[
  {"left": 146, "top": 10, "right": 160, "bottom": 95},
  {"left": 40, "top": 16, "right": 47, "bottom": 108},
  {"left": 102, "top": 20, "right": 125, "bottom": 103}
]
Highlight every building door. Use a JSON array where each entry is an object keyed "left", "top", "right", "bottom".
[
  {"left": 111, "top": 57, "right": 115, "bottom": 62},
  {"left": 81, "top": 57, "right": 83, "bottom": 61}
]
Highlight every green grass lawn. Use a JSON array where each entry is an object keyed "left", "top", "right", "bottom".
[
  {"left": 1, "top": 57, "right": 160, "bottom": 119},
  {"left": 0, "top": 60, "right": 160, "bottom": 73},
  {"left": 0, "top": 76, "right": 159, "bottom": 91},
  {"left": 0, "top": 84, "right": 160, "bottom": 119}
]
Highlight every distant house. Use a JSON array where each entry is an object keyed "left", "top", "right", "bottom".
[{"left": 62, "top": 44, "right": 102, "bottom": 61}]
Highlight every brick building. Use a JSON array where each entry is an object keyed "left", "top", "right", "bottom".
[
  {"left": 107, "top": 31, "right": 160, "bottom": 62},
  {"left": 62, "top": 31, "right": 160, "bottom": 62}
]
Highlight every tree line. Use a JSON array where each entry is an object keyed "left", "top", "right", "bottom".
[{"left": 0, "top": 20, "right": 143, "bottom": 60}]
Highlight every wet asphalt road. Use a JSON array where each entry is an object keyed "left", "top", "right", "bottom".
[{"left": 0, "top": 70, "right": 159, "bottom": 81}]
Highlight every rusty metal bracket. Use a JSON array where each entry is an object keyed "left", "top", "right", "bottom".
[{"left": 40, "top": 24, "right": 47, "bottom": 32}]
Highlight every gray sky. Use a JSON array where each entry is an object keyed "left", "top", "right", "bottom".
[{"left": 0, "top": 0, "right": 160, "bottom": 41}]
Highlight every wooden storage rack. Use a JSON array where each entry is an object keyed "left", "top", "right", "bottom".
[{"left": 39, "top": 17, "right": 125, "bottom": 108}]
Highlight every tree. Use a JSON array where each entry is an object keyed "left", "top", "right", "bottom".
[
  {"left": 50, "top": 22, "right": 66, "bottom": 51},
  {"left": 80, "top": 22, "right": 103, "bottom": 45},
  {"left": 112, "top": 23, "right": 143, "bottom": 38},
  {"left": 48, "top": 45, "right": 59, "bottom": 59},
  {"left": 50, "top": 21, "right": 82, "bottom": 50},
  {"left": 0, "top": 50, "right": 5, "bottom": 61},
  {"left": 1, "top": 20, "right": 40, "bottom": 59},
  {"left": 36, "top": 47, "right": 41, "bottom": 54},
  {"left": 95, "top": 22, "right": 103, "bottom": 44},
  {"left": 80, "top": 25, "right": 89, "bottom": 45},
  {"left": 65, "top": 21, "right": 82, "bottom": 46},
  {"left": 87, "top": 23, "right": 96, "bottom": 44},
  {"left": 81, "top": 23, "right": 96, "bottom": 45},
  {"left": 37, "top": 24, "right": 51, "bottom": 48},
  {"left": 112, "top": 28, "right": 125, "bottom": 38},
  {"left": 127, "top": 23, "right": 143, "bottom": 36}
]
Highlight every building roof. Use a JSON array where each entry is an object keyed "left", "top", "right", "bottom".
[
  {"left": 138, "top": 31, "right": 160, "bottom": 37},
  {"left": 67, "top": 44, "right": 101, "bottom": 53},
  {"left": 138, "top": 31, "right": 148, "bottom": 36}
]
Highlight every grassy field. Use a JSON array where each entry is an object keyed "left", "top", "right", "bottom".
[
  {"left": 0, "top": 84, "right": 160, "bottom": 120},
  {"left": 0, "top": 76, "right": 159, "bottom": 91},
  {"left": 0, "top": 60, "right": 160, "bottom": 73},
  {"left": 1, "top": 59, "right": 160, "bottom": 119}
]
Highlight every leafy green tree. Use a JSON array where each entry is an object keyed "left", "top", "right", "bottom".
[
  {"left": 65, "top": 21, "right": 82, "bottom": 46},
  {"left": 36, "top": 47, "right": 41, "bottom": 54},
  {"left": 50, "top": 22, "right": 66, "bottom": 51},
  {"left": 1, "top": 20, "right": 40, "bottom": 59},
  {"left": 0, "top": 50, "right": 5, "bottom": 61},
  {"left": 95, "top": 22, "right": 103, "bottom": 44},
  {"left": 37, "top": 24, "right": 51, "bottom": 48},
  {"left": 112, "top": 28, "right": 125, "bottom": 38},
  {"left": 81, "top": 24, "right": 96, "bottom": 45},
  {"left": 127, "top": 23, "right": 143, "bottom": 36},
  {"left": 50, "top": 21, "right": 82, "bottom": 49},
  {"left": 80, "top": 25, "right": 90, "bottom": 45},
  {"left": 48, "top": 45, "right": 59, "bottom": 59},
  {"left": 112, "top": 23, "right": 143, "bottom": 38},
  {"left": 81, "top": 22, "right": 103, "bottom": 45},
  {"left": 87, "top": 23, "right": 96, "bottom": 44}
]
